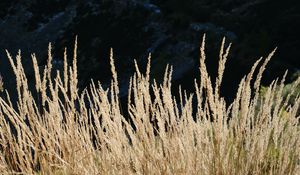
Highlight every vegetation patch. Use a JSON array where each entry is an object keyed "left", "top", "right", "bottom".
[{"left": 0, "top": 35, "right": 299, "bottom": 174}]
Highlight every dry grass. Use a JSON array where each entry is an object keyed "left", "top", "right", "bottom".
[{"left": 0, "top": 35, "right": 299, "bottom": 175}]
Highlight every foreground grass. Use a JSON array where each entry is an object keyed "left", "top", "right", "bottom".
[{"left": 0, "top": 35, "right": 299, "bottom": 174}]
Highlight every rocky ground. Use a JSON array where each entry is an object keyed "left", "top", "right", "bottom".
[{"left": 0, "top": 0, "right": 299, "bottom": 102}]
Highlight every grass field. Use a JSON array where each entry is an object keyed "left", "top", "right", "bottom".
[{"left": 0, "top": 35, "right": 299, "bottom": 174}]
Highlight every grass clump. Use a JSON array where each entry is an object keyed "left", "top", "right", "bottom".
[{"left": 0, "top": 35, "right": 299, "bottom": 174}]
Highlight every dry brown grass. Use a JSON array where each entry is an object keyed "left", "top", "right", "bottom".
[{"left": 0, "top": 35, "right": 299, "bottom": 175}]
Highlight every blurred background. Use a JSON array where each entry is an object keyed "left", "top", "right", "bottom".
[{"left": 0, "top": 0, "right": 299, "bottom": 103}]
